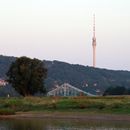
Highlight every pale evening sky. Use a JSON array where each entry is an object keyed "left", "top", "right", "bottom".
[{"left": 0, "top": 0, "right": 130, "bottom": 70}]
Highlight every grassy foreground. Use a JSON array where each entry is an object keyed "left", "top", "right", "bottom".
[{"left": 0, "top": 96, "right": 130, "bottom": 115}]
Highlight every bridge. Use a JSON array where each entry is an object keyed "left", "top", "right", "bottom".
[{"left": 47, "top": 83, "right": 95, "bottom": 96}]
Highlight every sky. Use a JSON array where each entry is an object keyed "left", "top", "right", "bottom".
[{"left": 0, "top": 0, "right": 130, "bottom": 71}]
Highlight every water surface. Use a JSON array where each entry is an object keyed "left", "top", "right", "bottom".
[{"left": 0, "top": 118, "right": 130, "bottom": 130}]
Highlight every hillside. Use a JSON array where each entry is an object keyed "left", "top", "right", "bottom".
[
  {"left": 0, "top": 55, "right": 16, "bottom": 78},
  {"left": 45, "top": 60, "right": 130, "bottom": 93},
  {"left": 0, "top": 55, "right": 130, "bottom": 95}
]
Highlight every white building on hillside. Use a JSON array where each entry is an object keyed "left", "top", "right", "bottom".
[{"left": 0, "top": 79, "right": 8, "bottom": 87}]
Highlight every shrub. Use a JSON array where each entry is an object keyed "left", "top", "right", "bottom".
[
  {"left": 108, "top": 102, "right": 123, "bottom": 109},
  {"left": 4, "top": 98, "right": 23, "bottom": 108},
  {"left": 80, "top": 102, "right": 105, "bottom": 109},
  {"left": 0, "top": 108, "right": 15, "bottom": 115},
  {"left": 57, "top": 99, "right": 77, "bottom": 109}
]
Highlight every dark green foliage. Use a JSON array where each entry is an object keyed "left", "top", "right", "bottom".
[
  {"left": 126, "top": 88, "right": 130, "bottom": 95},
  {"left": 0, "top": 108, "right": 15, "bottom": 115},
  {"left": 103, "top": 86, "right": 127, "bottom": 95},
  {"left": 6, "top": 56, "right": 47, "bottom": 96}
]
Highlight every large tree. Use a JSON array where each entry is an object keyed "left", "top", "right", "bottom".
[{"left": 6, "top": 56, "right": 47, "bottom": 96}]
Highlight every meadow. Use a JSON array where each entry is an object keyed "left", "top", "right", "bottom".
[{"left": 0, "top": 96, "right": 130, "bottom": 115}]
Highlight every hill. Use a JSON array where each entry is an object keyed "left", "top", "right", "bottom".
[
  {"left": 45, "top": 60, "right": 130, "bottom": 93},
  {"left": 0, "top": 55, "right": 130, "bottom": 95}
]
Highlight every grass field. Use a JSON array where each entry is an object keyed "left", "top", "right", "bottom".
[{"left": 0, "top": 96, "right": 130, "bottom": 115}]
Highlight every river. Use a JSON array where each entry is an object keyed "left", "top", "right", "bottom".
[{"left": 0, "top": 118, "right": 130, "bottom": 130}]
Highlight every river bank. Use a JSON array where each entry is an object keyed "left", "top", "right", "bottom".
[
  {"left": 0, "top": 96, "right": 130, "bottom": 115},
  {"left": 1, "top": 111, "right": 130, "bottom": 121}
]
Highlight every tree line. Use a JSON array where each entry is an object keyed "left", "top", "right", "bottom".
[{"left": 103, "top": 86, "right": 130, "bottom": 96}]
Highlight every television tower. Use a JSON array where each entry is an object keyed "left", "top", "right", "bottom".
[{"left": 92, "top": 14, "right": 96, "bottom": 68}]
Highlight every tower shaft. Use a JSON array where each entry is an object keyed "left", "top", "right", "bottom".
[{"left": 92, "top": 14, "right": 96, "bottom": 68}]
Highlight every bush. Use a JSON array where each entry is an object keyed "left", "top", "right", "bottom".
[
  {"left": 57, "top": 99, "right": 78, "bottom": 109},
  {"left": 4, "top": 98, "right": 23, "bottom": 109},
  {"left": 108, "top": 102, "right": 123, "bottom": 109},
  {"left": 79, "top": 102, "right": 105, "bottom": 109},
  {"left": 0, "top": 108, "right": 15, "bottom": 115}
]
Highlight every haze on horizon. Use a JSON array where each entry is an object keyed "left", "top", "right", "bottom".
[{"left": 0, "top": 0, "right": 130, "bottom": 71}]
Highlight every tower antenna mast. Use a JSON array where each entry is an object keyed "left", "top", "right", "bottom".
[{"left": 92, "top": 14, "right": 96, "bottom": 68}]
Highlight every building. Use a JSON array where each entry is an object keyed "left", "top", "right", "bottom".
[
  {"left": 0, "top": 79, "right": 8, "bottom": 87},
  {"left": 47, "top": 83, "right": 96, "bottom": 96}
]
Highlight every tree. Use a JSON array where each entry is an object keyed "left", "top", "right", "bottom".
[
  {"left": 6, "top": 56, "right": 47, "bottom": 96},
  {"left": 103, "top": 86, "right": 126, "bottom": 96}
]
